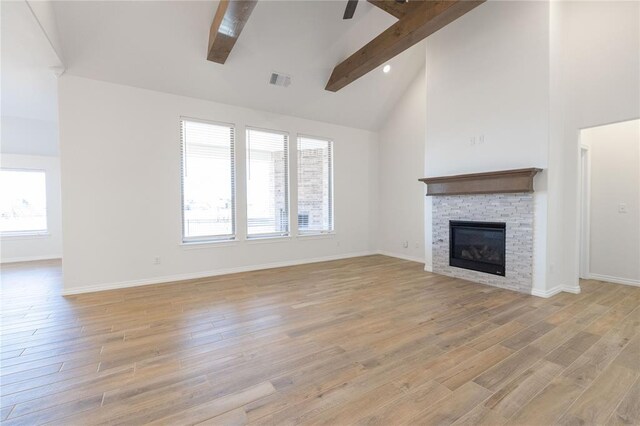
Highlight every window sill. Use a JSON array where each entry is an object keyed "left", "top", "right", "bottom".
[
  {"left": 296, "top": 232, "right": 336, "bottom": 240},
  {"left": 246, "top": 235, "right": 292, "bottom": 244},
  {"left": 180, "top": 239, "right": 239, "bottom": 249},
  {"left": 1, "top": 232, "right": 51, "bottom": 240}
]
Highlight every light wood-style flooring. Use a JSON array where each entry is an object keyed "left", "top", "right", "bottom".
[{"left": 1, "top": 256, "right": 639, "bottom": 425}]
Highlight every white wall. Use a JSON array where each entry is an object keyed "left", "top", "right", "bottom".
[
  {"left": 548, "top": 0, "right": 640, "bottom": 291},
  {"left": 1, "top": 116, "right": 59, "bottom": 156},
  {"left": 377, "top": 68, "right": 426, "bottom": 262},
  {"left": 0, "top": 154, "right": 63, "bottom": 262},
  {"left": 424, "top": 1, "right": 550, "bottom": 292},
  {"left": 58, "top": 75, "right": 379, "bottom": 294},
  {"left": 425, "top": 1, "right": 550, "bottom": 175},
  {"left": 582, "top": 119, "right": 640, "bottom": 284}
]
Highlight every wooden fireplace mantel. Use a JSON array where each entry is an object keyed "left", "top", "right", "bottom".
[{"left": 419, "top": 168, "right": 542, "bottom": 196}]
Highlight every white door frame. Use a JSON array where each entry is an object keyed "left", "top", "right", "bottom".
[{"left": 579, "top": 144, "right": 591, "bottom": 279}]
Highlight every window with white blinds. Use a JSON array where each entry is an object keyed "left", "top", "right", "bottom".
[
  {"left": 297, "top": 136, "right": 334, "bottom": 234},
  {"left": 181, "top": 119, "right": 235, "bottom": 242},
  {"left": 246, "top": 128, "right": 289, "bottom": 238}
]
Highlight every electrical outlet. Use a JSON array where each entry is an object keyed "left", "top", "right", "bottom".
[
  {"left": 479, "top": 135, "right": 485, "bottom": 144},
  {"left": 153, "top": 256, "right": 161, "bottom": 265},
  {"left": 618, "top": 203, "right": 628, "bottom": 214},
  {"left": 469, "top": 137, "right": 476, "bottom": 146},
  {"left": 402, "top": 241, "right": 409, "bottom": 248}
]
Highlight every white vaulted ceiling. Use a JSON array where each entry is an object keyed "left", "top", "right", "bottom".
[
  {"left": 1, "top": 0, "right": 62, "bottom": 123},
  {"left": 1, "top": 0, "right": 64, "bottom": 156},
  {"left": 51, "top": 0, "right": 426, "bottom": 131}
]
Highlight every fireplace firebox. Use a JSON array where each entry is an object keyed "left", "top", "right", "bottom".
[{"left": 449, "top": 221, "right": 506, "bottom": 276}]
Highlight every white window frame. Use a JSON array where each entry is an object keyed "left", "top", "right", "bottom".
[
  {"left": 0, "top": 168, "right": 49, "bottom": 237},
  {"left": 245, "top": 126, "right": 291, "bottom": 240},
  {"left": 180, "top": 117, "right": 237, "bottom": 244},
  {"left": 296, "top": 134, "right": 335, "bottom": 236}
]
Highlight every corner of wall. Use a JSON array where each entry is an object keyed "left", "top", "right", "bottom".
[
  {"left": 374, "top": 66, "right": 427, "bottom": 266},
  {"left": 368, "top": 131, "right": 381, "bottom": 253},
  {"left": 531, "top": 284, "right": 581, "bottom": 298}
]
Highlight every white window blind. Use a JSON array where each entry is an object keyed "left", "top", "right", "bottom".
[
  {"left": 0, "top": 169, "right": 48, "bottom": 235},
  {"left": 181, "top": 119, "right": 235, "bottom": 242},
  {"left": 246, "top": 128, "right": 289, "bottom": 238},
  {"left": 297, "top": 136, "right": 333, "bottom": 234}
]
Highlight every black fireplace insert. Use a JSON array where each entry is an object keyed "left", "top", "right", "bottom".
[{"left": 449, "top": 221, "right": 506, "bottom": 276}]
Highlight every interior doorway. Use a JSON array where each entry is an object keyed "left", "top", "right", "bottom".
[{"left": 578, "top": 118, "right": 640, "bottom": 286}]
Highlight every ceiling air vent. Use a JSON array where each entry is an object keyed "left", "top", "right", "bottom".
[{"left": 269, "top": 72, "right": 291, "bottom": 88}]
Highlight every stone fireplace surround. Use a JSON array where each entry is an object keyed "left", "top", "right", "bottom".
[
  {"left": 420, "top": 168, "right": 541, "bottom": 294},
  {"left": 432, "top": 193, "right": 534, "bottom": 293}
]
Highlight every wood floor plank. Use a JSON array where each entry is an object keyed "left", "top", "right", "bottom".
[
  {"left": 197, "top": 407, "right": 248, "bottom": 426},
  {"left": 544, "top": 330, "right": 602, "bottom": 367},
  {"left": 500, "top": 321, "right": 555, "bottom": 351},
  {"left": 607, "top": 376, "right": 640, "bottom": 426},
  {"left": 467, "top": 321, "right": 526, "bottom": 352},
  {"left": 0, "top": 363, "right": 63, "bottom": 386},
  {"left": 562, "top": 324, "right": 635, "bottom": 387},
  {"left": 0, "top": 406, "right": 14, "bottom": 422},
  {"left": 435, "top": 345, "right": 514, "bottom": 391},
  {"left": 2, "top": 393, "right": 104, "bottom": 426},
  {"left": 355, "top": 380, "right": 451, "bottom": 425},
  {"left": 393, "top": 345, "right": 479, "bottom": 393},
  {"left": 483, "top": 359, "right": 563, "bottom": 419},
  {"left": 559, "top": 363, "right": 638, "bottom": 425},
  {"left": 413, "top": 381, "right": 493, "bottom": 425},
  {"left": 612, "top": 334, "right": 640, "bottom": 372},
  {"left": 473, "top": 346, "right": 544, "bottom": 391},
  {"left": 507, "top": 376, "right": 585, "bottom": 425},
  {"left": 149, "top": 381, "right": 275, "bottom": 425},
  {"left": 452, "top": 404, "right": 508, "bottom": 426},
  {"left": 305, "top": 382, "right": 404, "bottom": 425},
  {"left": 244, "top": 362, "right": 365, "bottom": 422}
]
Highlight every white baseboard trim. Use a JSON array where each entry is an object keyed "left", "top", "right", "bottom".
[
  {"left": 531, "top": 287, "right": 559, "bottom": 298},
  {"left": 376, "top": 250, "right": 425, "bottom": 264},
  {"left": 531, "top": 285, "right": 582, "bottom": 298},
  {"left": 1, "top": 255, "right": 61, "bottom": 264},
  {"left": 424, "top": 264, "right": 433, "bottom": 272},
  {"left": 62, "top": 251, "right": 377, "bottom": 296},
  {"left": 587, "top": 273, "right": 640, "bottom": 287}
]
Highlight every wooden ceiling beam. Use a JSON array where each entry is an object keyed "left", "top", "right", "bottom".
[
  {"left": 366, "top": 0, "right": 422, "bottom": 19},
  {"left": 207, "top": 0, "right": 257, "bottom": 64},
  {"left": 326, "top": 0, "right": 485, "bottom": 92}
]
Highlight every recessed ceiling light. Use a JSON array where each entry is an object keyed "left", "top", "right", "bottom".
[{"left": 383, "top": 64, "right": 391, "bottom": 74}]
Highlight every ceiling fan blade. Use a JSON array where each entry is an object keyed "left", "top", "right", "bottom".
[{"left": 343, "top": 0, "right": 358, "bottom": 19}]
